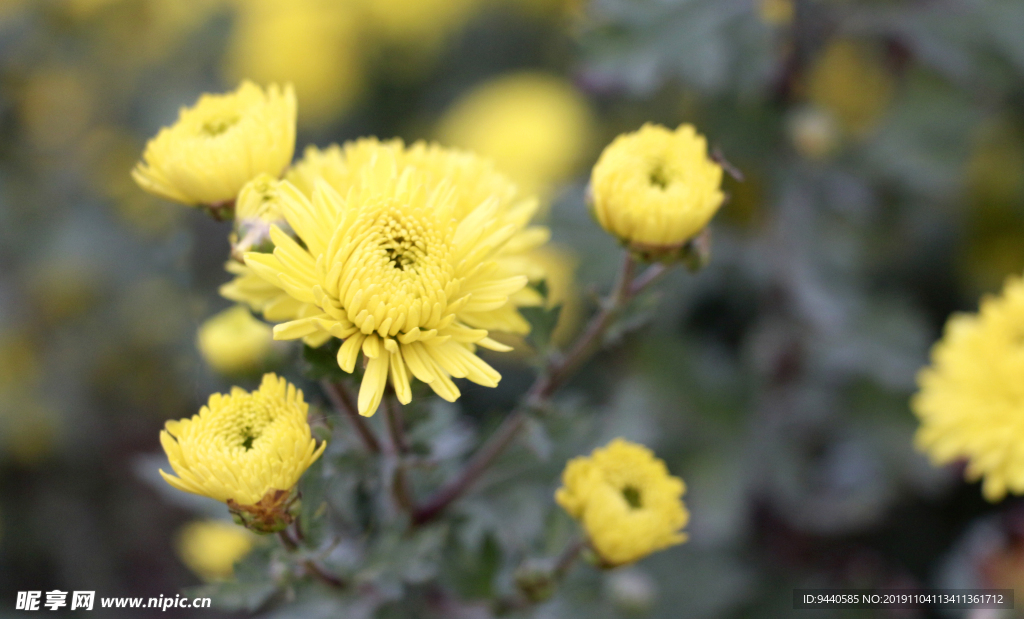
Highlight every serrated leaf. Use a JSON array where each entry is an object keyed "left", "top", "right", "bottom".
[{"left": 522, "top": 304, "right": 563, "bottom": 351}]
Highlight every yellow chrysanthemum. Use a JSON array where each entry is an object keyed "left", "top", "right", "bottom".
[
  {"left": 437, "top": 72, "right": 595, "bottom": 201},
  {"left": 806, "top": 39, "right": 894, "bottom": 137},
  {"left": 160, "top": 374, "right": 326, "bottom": 508},
  {"left": 176, "top": 520, "right": 256, "bottom": 582},
  {"left": 132, "top": 81, "right": 296, "bottom": 206},
  {"left": 913, "top": 274, "right": 1024, "bottom": 502},
  {"left": 224, "top": 141, "right": 549, "bottom": 338},
  {"left": 196, "top": 305, "right": 274, "bottom": 376},
  {"left": 556, "top": 438, "right": 689, "bottom": 567},
  {"left": 356, "top": 0, "right": 483, "bottom": 59},
  {"left": 590, "top": 124, "right": 724, "bottom": 254},
  {"left": 242, "top": 138, "right": 549, "bottom": 416}
]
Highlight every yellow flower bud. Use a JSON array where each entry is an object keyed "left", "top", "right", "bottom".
[
  {"left": 589, "top": 124, "right": 724, "bottom": 259},
  {"left": 196, "top": 305, "right": 275, "bottom": 376},
  {"left": 556, "top": 438, "right": 689, "bottom": 567},
  {"left": 159, "top": 374, "right": 326, "bottom": 531},
  {"left": 176, "top": 520, "right": 256, "bottom": 582},
  {"left": 132, "top": 81, "right": 296, "bottom": 207}
]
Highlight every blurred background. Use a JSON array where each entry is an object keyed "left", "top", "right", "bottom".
[{"left": 1, "top": 0, "right": 1024, "bottom": 617}]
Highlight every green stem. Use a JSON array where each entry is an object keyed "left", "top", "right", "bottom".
[
  {"left": 413, "top": 252, "right": 661, "bottom": 525},
  {"left": 383, "top": 393, "right": 415, "bottom": 513},
  {"left": 277, "top": 527, "right": 346, "bottom": 589},
  {"left": 321, "top": 380, "right": 381, "bottom": 454}
]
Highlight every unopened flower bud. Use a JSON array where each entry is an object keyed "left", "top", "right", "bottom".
[{"left": 589, "top": 123, "right": 724, "bottom": 263}]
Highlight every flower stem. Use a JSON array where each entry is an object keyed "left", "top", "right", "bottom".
[
  {"left": 553, "top": 538, "right": 587, "bottom": 580},
  {"left": 277, "top": 529, "right": 298, "bottom": 551},
  {"left": 383, "top": 392, "right": 409, "bottom": 455},
  {"left": 321, "top": 380, "right": 381, "bottom": 454},
  {"left": 383, "top": 393, "right": 415, "bottom": 513},
  {"left": 413, "top": 252, "right": 659, "bottom": 525},
  {"left": 277, "top": 527, "right": 346, "bottom": 589}
]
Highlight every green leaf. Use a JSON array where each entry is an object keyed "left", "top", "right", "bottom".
[
  {"left": 522, "top": 304, "right": 563, "bottom": 351},
  {"left": 445, "top": 532, "right": 503, "bottom": 599},
  {"left": 298, "top": 457, "right": 328, "bottom": 546}
]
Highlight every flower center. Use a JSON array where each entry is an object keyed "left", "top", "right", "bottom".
[
  {"left": 213, "top": 396, "right": 276, "bottom": 455},
  {"left": 332, "top": 200, "right": 459, "bottom": 334},
  {"left": 381, "top": 232, "right": 418, "bottom": 272},
  {"left": 240, "top": 427, "right": 257, "bottom": 451},
  {"left": 621, "top": 485, "right": 643, "bottom": 509},
  {"left": 200, "top": 115, "right": 240, "bottom": 137},
  {"left": 648, "top": 163, "right": 671, "bottom": 189}
]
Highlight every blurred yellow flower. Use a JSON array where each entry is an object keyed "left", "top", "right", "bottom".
[
  {"left": 132, "top": 81, "right": 296, "bottom": 206},
  {"left": 356, "top": 0, "right": 483, "bottom": 63},
  {"left": 19, "top": 68, "right": 95, "bottom": 152},
  {"left": 913, "top": 273, "right": 1024, "bottom": 501},
  {"left": 197, "top": 305, "right": 274, "bottom": 376},
  {"left": 758, "top": 0, "right": 794, "bottom": 26},
  {"left": 556, "top": 438, "right": 689, "bottom": 566},
  {"left": 787, "top": 105, "right": 841, "bottom": 160},
  {"left": 160, "top": 374, "right": 325, "bottom": 530},
  {"left": 437, "top": 72, "right": 595, "bottom": 201},
  {"left": 176, "top": 520, "right": 255, "bottom": 582},
  {"left": 225, "top": 0, "right": 363, "bottom": 127},
  {"left": 590, "top": 123, "right": 723, "bottom": 256},
  {"left": 806, "top": 39, "right": 894, "bottom": 137},
  {"left": 244, "top": 138, "right": 549, "bottom": 416}
]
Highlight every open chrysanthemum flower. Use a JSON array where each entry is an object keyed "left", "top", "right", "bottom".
[
  {"left": 913, "top": 273, "right": 1024, "bottom": 501},
  {"left": 224, "top": 140, "right": 547, "bottom": 334},
  {"left": 160, "top": 374, "right": 325, "bottom": 531},
  {"left": 243, "top": 140, "right": 547, "bottom": 416},
  {"left": 132, "top": 81, "right": 296, "bottom": 206},
  {"left": 590, "top": 123, "right": 723, "bottom": 257},
  {"left": 556, "top": 438, "right": 689, "bottom": 567}
]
